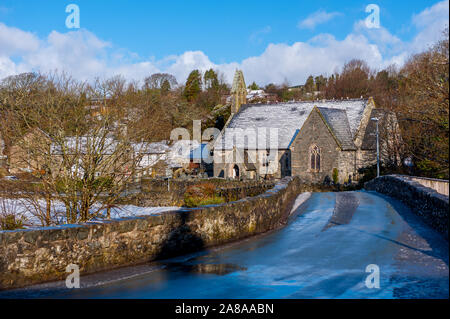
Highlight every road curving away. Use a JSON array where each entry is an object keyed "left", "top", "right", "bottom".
[{"left": 2, "top": 191, "right": 448, "bottom": 299}]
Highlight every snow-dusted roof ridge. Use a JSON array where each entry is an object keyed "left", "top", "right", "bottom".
[{"left": 241, "top": 97, "right": 368, "bottom": 107}]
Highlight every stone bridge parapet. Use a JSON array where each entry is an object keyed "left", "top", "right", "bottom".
[
  {"left": 0, "top": 177, "right": 310, "bottom": 290},
  {"left": 365, "top": 174, "right": 448, "bottom": 240}
]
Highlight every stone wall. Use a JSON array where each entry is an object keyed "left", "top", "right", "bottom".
[
  {"left": 365, "top": 175, "right": 449, "bottom": 240},
  {"left": 337, "top": 151, "right": 357, "bottom": 183},
  {"left": 0, "top": 177, "right": 304, "bottom": 290},
  {"left": 134, "top": 178, "right": 275, "bottom": 206},
  {"left": 409, "top": 177, "right": 449, "bottom": 196}
]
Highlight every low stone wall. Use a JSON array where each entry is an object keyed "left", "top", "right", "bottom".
[
  {"left": 134, "top": 178, "right": 275, "bottom": 206},
  {"left": 409, "top": 177, "right": 449, "bottom": 196},
  {"left": 0, "top": 177, "right": 304, "bottom": 290},
  {"left": 365, "top": 175, "right": 449, "bottom": 240}
]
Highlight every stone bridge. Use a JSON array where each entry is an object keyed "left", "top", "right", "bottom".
[{"left": 0, "top": 175, "right": 448, "bottom": 298}]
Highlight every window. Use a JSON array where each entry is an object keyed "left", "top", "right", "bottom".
[
  {"left": 310, "top": 145, "right": 321, "bottom": 172},
  {"left": 262, "top": 150, "right": 270, "bottom": 167}
]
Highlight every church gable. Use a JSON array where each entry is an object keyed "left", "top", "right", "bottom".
[
  {"left": 316, "top": 107, "right": 356, "bottom": 150},
  {"left": 290, "top": 108, "right": 341, "bottom": 182}
]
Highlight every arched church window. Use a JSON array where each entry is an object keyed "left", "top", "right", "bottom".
[{"left": 310, "top": 145, "right": 321, "bottom": 172}]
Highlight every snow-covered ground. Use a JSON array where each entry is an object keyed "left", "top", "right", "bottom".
[
  {"left": 1, "top": 191, "right": 312, "bottom": 229},
  {"left": 0, "top": 197, "right": 181, "bottom": 229}
]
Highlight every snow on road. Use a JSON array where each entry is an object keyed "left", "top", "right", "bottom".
[{"left": 290, "top": 192, "right": 312, "bottom": 214}]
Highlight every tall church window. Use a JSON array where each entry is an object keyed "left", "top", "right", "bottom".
[{"left": 310, "top": 145, "right": 321, "bottom": 172}]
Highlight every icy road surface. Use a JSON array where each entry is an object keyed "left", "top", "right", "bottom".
[{"left": 2, "top": 191, "right": 448, "bottom": 299}]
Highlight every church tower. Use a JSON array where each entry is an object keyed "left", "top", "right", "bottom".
[{"left": 230, "top": 70, "right": 247, "bottom": 114}]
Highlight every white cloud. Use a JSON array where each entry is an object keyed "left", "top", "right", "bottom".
[
  {"left": 0, "top": 22, "right": 39, "bottom": 55},
  {"left": 0, "top": 56, "right": 19, "bottom": 79},
  {"left": 350, "top": 0, "right": 449, "bottom": 66},
  {"left": 237, "top": 35, "right": 380, "bottom": 85},
  {"left": 410, "top": 0, "right": 449, "bottom": 52},
  {"left": 23, "top": 30, "right": 111, "bottom": 80},
  {"left": 0, "top": 1, "right": 448, "bottom": 86},
  {"left": 298, "top": 10, "right": 341, "bottom": 30}
]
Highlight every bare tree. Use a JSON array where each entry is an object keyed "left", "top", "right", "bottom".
[
  {"left": 144, "top": 73, "right": 178, "bottom": 90},
  {"left": 395, "top": 28, "right": 449, "bottom": 177},
  {"left": 0, "top": 72, "right": 162, "bottom": 224}
]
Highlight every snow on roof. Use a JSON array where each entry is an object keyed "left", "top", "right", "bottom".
[
  {"left": 166, "top": 140, "right": 200, "bottom": 168},
  {"left": 247, "top": 89, "right": 265, "bottom": 95},
  {"left": 215, "top": 99, "right": 369, "bottom": 150},
  {"left": 50, "top": 137, "right": 208, "bottom": 168},
  {"left": 317, "top": 107, "right": 356, "bottom": 150},
  {"left": 135, "top": 140, "right": 205, "bottom": 168},
  {"left": 132, "top": 141, "right": 170, "bottom": 154},
  {"left": 51, "top": 136, "right": 118, "bottom": 155}
]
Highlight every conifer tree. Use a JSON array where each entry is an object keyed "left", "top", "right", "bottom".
[{"left": 184, "top": 70, "right": 202, "bottom": 102}]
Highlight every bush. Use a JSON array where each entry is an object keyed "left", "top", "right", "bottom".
[
  {"left": 332, "top": 168, "right": 339, "bottom": 184},
  {"left": 0, "top": 198, "right": 26, "bottom": 230},
  {"left": 0, "top": 213, "right": 25, "bottom": 230},
  {"left": 184, "top": 196, "right": 225, "bottom": 208},
  {"left": 184, "top": 183, "right": 225, "bottom": 207}
]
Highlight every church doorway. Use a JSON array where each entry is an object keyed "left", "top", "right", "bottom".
[
  {"left": 232, "top": 165, "right": 240, "bottom": 179},
  {"left": 280, "top": 151, "right": 292, "bottom": 178}
]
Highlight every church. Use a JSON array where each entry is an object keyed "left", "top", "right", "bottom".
[{"left": 213, "top": 70, "right": 401, "bottom": 183}]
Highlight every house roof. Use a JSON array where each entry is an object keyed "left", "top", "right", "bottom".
[
  {"left": 317, "top": 107, "right": 356, "bottom": 150},
  {"left": 51, "top": 136, "right": 118, "bottom": 155},
  {"left": 215, "top": 99, "right": 369, "bottom": 150},
  {"left": 132, "top": 141, "right": 170, "bottom": 154}
]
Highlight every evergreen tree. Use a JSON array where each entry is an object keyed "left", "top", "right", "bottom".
[
  {"left": 184, "top": 70, "right": 202, "bottom": 102},
  {"left": 248, "top": 81, "right": 259, "bottom": 90},
  {"left": 203, "top": 69, "right": 219, "bottom": 90},
  {"left": 161, "top": 79, "right": 171, "bottom": 95},
  {"left": 304, "top": 75, "right": 316, "bottom": 93}
]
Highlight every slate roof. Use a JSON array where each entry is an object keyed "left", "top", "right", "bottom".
[
  {"left": 132, "top": 141, "right": 170, "bottom": 154},
  {"left": 215, "top": 99, "right": 369, "bottom": 150},
  {"left": 51, "top": 136, "right": 118, "bottom": 155},
  {"left": 317, "top": 107, "right": 356, "bottom": 150}
]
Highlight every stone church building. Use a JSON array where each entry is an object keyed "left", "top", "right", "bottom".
[{"left": 213, "top": 70, "right": 400, "bottom": 184}]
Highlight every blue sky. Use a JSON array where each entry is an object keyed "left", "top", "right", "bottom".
[{"left": 0, "top": 0, "right": 448, "bottom": 85}]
